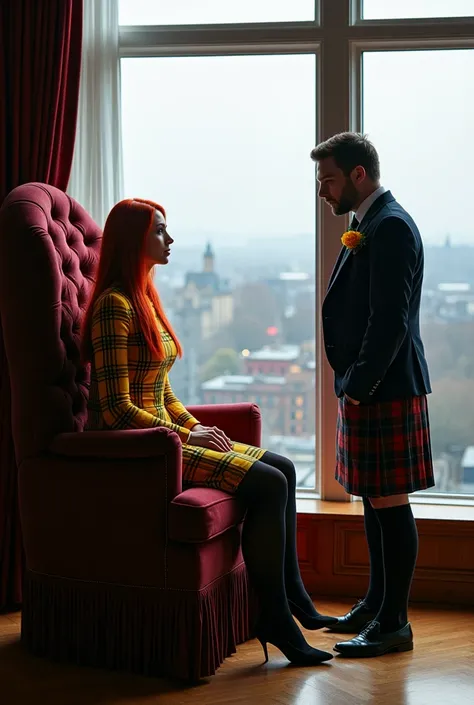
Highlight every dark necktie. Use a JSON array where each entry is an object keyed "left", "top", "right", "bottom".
[{"left": 349, "top": 215, "right": 359, "bottom": 231}]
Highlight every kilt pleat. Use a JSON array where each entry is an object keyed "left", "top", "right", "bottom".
[{"left": 336, "top": 395, "right": 434, "bottom": 497}]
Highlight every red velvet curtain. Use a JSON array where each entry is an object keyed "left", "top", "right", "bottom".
[{"left": 0, "top": 0, "right": 83, "bottom": 610}]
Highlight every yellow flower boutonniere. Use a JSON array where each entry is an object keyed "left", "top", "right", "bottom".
[{"left": 341, "top": 230, "right": 366, "bottom": 255}]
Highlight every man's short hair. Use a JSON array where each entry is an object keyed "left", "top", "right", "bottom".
[{"left": 310, "top": 132, "right": 380, "bottom": 181}]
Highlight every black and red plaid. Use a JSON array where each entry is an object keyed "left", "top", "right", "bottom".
[{"left": 336, "top": 395, "right": 434, "bottom": 497}]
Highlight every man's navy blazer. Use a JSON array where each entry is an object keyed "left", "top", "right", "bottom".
[{"left": 322, "top": 190, "right": 431, "bottom": 404}]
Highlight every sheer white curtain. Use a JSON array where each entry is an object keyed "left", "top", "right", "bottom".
[{"left": 68, "top": 0, "right": 123, "bottom": 228}]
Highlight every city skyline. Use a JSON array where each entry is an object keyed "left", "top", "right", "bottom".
[{"left": 167, "top": 237, "right": 474, "bottom": 492}]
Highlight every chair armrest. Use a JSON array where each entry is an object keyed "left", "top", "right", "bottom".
[
  {"left": 169, "top": 487, "right": 245, "bottom": 543},
  {"left": 21, "top": 429, "right": 184, "bottom": 587},
  {"left": 186, "top": 403, "right": 262, "bottom": 447},
  {"left": 50, "top": 427, "right": 181, "bottom": 459}
]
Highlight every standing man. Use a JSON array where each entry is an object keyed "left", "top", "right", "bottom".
[{"left": 311, "top": 132, "right": 434, "bottom": 657}]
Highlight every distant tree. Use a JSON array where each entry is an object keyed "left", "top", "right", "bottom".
[
  {"left": 232, "top": 282, "right": 282, "bottom": 350},
  {"left": 200, "top": 325, "right": 236, "bottom": 362},
  {"left": 199, "top": 281, "right": 283, "bottom": 357},
  {"left": 200, "top": 348, "right": 241, "bottom": 382},
  {"left": 231, "top": 313, "right": 274, "bottom": 352},
  {"left": 234, "top": 283, "right": 280, "bottom": 326},
  {"left": 284, "top": 303, "right": 315, "bottom": 345},
  {"left": 422, "top": 322, "right": 474, "bottom": 381},
  {"left": 428, "top": 377, "right": 474, "bottom": 456},
  {"left": 200, "top": 316, "right": 268, "bottom": 358}
]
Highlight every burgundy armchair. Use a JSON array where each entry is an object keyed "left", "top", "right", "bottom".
[{"left": 0, "top": 183, "right": 260, "bottom": 681}]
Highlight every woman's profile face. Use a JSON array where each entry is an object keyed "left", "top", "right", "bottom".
[{"left": 144, "top": 209, "right": 173, "bottom": 268}]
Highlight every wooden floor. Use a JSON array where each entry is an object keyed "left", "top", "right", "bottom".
[{"left": 1, "top": 600, "right": 474, "bottom": 705}]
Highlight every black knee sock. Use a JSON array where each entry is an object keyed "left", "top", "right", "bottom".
[
  {"left": 375, "top": 503, "right": 419, "bottom": 632},
  {"left": 236, "top": 460, "right": 291, "bottom": 621},
  {"left": 236, "top": 461, "right": 324, "bottom": 648},
  {"left": 260, "top": 451, "right": 324, "bottom": 618},
  {"left": 362, "top": 498, "right": 385, "bottom": 612}
]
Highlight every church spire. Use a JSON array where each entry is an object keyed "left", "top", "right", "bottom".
[{"left": 203, "top": 242, "right": 214, "bottom": 273}]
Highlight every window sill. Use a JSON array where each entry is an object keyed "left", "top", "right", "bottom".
[{"left": 296, "top": 498, "right": 474, "bottom": 522}]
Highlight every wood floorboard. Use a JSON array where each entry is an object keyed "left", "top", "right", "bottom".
[{"left": 1, "top": 601, "right": 473, "bottom": 705}]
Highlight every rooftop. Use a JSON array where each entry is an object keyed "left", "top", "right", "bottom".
[
  {"left": 185, "top": 271, "right": 220, "bottom": 292},
  {"left": 246, "top": 345, "right": 300, "bottom": 362},
  {"left": 438, "top": 283, "right": 471, "bottom": 292},
  {"left": 279, "top": 272, "right": 311, "bottom": 281},
  {"left": 270, "top": 435, "right": 316, "bottom": 452},
  {"left": 202, "top": 375, "right": 287, "bottom": 391}
]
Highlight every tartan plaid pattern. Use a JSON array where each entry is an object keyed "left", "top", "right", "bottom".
[
  {"left": 335, "top": 395, "right": 434, "bottom": 497},
  {"left": 87, "top": 288, "right": 265, "bottom": 492},
  {"left": 181, "top": 441, "right": 265, "bottom": 493}
]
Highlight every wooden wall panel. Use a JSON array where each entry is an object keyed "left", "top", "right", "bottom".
[
  {"left": 298, "top": 511, "right": 474, "bottom": 607},
  {"left": 333, "top": 521, "right": 368, "bottom": 576}
]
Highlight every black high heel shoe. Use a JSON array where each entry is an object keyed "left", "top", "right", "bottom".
[
  {"left": 288, "top": 599, "right": 338, "bottom": 630},
  {"left": 255, "top": 620, "right": 333, "bottom": 666}
]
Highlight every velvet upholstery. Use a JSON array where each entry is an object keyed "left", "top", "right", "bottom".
[{"left": 0, "top": 183, "right": 260, "bottom": 680}]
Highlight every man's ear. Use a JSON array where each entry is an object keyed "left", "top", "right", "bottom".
[{"left": 352, "top": 165, "right": 366, "bottom": 184}]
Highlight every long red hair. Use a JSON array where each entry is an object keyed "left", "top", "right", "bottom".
[{"left": 81, "top": 198, "right": 182, "bottom": 362}]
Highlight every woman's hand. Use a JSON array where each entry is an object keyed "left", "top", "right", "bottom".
[
  {"left": 192, "top": 423, "right": 232, "bottom": 445},
  {"left": 188, "top": 425, "right": 233, "bottom": 453}
]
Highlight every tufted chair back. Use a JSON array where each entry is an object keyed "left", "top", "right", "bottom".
[{"left": 0, "top": 183, "right": 101, "bottom": 464}]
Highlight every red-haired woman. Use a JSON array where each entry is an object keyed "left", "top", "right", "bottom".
[{"left": 81, "top": 199, "right": 336, "bottom": 666}]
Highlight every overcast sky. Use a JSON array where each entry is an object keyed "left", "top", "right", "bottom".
[
  {"left": 119, "top": 0, "right": 474, "bottom": 24},
  {"left": 363, "top": 0, "right": 473, "bottom": 19},
  {"left": 119, "top": 0, "right": 315, "bottom": 24},
  {"left": 120, "top": 1, "right": 474, "bottom": 246}
]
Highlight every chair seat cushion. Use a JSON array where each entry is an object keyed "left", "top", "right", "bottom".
[{"left": 169, "top": 488, "right": 245, "bottom": 543}]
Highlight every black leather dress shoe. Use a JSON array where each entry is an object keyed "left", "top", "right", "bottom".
[
  {"left": 325, "top": 600, "right": 376, "bottom": 634},
  {"left": 334, "top": 621, "right": 413, "bottom": 658}
]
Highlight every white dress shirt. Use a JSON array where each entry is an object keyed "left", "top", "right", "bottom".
[{"left": 354, "top": 185, "right": 386, "bottom": 226}]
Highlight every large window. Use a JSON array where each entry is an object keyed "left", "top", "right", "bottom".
[
  {"left": 119, "top": 0, "right": 474, "bottom": 501},
  {"left": 363, "top": 49, "right": 474, "bottom": 495},
  {"left": 121, "top": 55, "right": 317, "bottom": 490},
  {"left": 119, "top": 0, "right": 316, "bottom": 25}
]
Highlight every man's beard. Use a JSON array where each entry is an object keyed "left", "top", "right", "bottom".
[{"left": 333, "top": 179, "right": 359, "bottom": 216}]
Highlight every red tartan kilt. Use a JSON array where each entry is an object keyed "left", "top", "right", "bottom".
[{"left": 336, "top": 395, "right": 435, "bottom": 497}]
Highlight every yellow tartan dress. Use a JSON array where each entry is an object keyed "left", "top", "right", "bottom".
[{"left": 86, "top": 287, "right": 266, "bottom": 493}]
